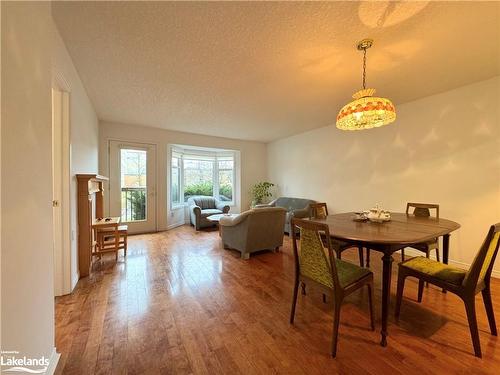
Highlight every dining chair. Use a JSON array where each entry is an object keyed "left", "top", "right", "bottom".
[
  {"left": 364, "top": 203, "right": 440, "bottom": 268},
  {"left": 309, "top": 203, "right": 365, "bottom": 267},
  {"left": 290, "top": 218, "right": 375, "bottom": 357},
  {"left": 403, "top": 203, "right": 440, "bottom": 261},
  {"left": 395, "top": 223, "right": 500, "bottom": 358}
]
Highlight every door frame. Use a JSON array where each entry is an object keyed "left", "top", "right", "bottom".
[
  {"left": 107, "top": 140, "right": 158, "bottom": 234},
  {"left": 52, "top": 87, "right": 71, "bottom": 296}
]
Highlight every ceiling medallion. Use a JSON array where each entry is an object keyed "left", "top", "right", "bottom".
[{"left": 336, "top": 39, "right": 396, "bottom": 131}]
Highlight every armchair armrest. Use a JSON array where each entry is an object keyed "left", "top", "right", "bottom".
[
  {"left": 254, "top": 203, "right": 271, "bottom": 208},
  {"left": 220, "top": 213, "right": 249, "bottom": 227},
  {"left": 291, "top": 207, "right": 310, "bottom": 219},
  {"left": 255, "top": 199, "right": 276, "bottom": 208},
  {"left": 190, "top": 204, "right": 201, "bottom": 217},
  {"left": 216, "top": 201, "right": 230, "bottom": 213}
]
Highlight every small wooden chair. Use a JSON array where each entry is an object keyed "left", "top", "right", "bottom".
[
  {"left": 95, "top": 225, "right": 128, "bottom": 261},
  {"left": 309, "top": 203, "right": 365, "bottom": 267},
  {"left": 290, "top": 218, "right": 375, "bottom": 357},
  {"left": 395, "top": 223, "right": 500, "bottom": 357}
]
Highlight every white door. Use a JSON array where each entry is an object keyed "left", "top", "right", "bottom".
[
  {"left": 109, "top": 141, "right": 157, "bottom": 233},
  {"left": 52, "top": 88, "right": 71, "bottom": 296}
]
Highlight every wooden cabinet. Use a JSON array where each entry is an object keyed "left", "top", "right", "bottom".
[{"left": 76, "top": 174, "right": 108, "bottom": 278}]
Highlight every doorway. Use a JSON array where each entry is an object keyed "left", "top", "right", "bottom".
[{"left": 108, "top": 141, "right": 157, "bottom": 233}]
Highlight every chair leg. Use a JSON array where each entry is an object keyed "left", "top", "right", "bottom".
[
  {"left": 435, "top": 248, "right": 440, "bottom": 262},
  {"left": 331, "top": 302, "right": 341, "bottom": 358},
  {"left": 482, "top": 284, "right": 497, "bottom": 336},
  {"left": 124, "top": 236, "right": 128, "bottom": 257},
  {"left": 401, "top": 249, "right": 405, "bottom": 262},
  {"left": 424, "top": 252, "right": 431, "bottom": 287},
  {"left": 464, "top": 297, "right": 482, "bottom": 358},
  {"left": 322, "top": 294, "right": 327, "bottom": 304},
  {"left": 366, "top": 248, "right": 370, "bottom": 268},
  {"left": 417, "top": 280, "right": 424, "bottom": 303},
  {"left": 367, "top": 282, "right": 375, "bottom": 331},
  {"left": 336, "top": 249, "right": 342, "bottom": 260},
  {"left": 301, "top": 282, "right": 306, "bottom": 295},
  {"left": 290, "top": 279, "right": 299, "bottom": 324},
  {"left": 395, "top": 271, "right": 406, "bottom": 320},
  {"left": 358, "top": 246, "right": 364, "bottom": 267}
]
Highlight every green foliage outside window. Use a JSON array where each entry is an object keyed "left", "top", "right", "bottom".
[
  {"left": 184, "top": 182, "right": 214, "bottom": 199},
  {"left": 183, "top": 182, "right": 233, "bottom": 201},
  {"left": 121, "top": 188, "right": 146, "bottom": 221},
  {"left": 219, "top": 184, "right": 232, "bottom": 200}
]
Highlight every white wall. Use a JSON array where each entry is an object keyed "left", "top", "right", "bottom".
[
  {"left": 99, "top": 121, "right": 267, "bottom": 231},
  {"left": 1, "top": 0, "right": 56, "bottom": 365},
  {"left": 268, "top": 76, "right": 500, "bottom": 276},
  {"left": 52, "top": 18, "right": 99, "bottom": 291}
]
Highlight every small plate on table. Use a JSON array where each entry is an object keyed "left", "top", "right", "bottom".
[
  {"left": 369, "top": 217, "right": 391, "bottom": 223},
  {"left": 352, "top": 213, "right": 368, "bottom": 222}
]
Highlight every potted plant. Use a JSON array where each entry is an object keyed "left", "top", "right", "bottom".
[{"left": 250, "top": 182, "right": 274, "bottom": 207}]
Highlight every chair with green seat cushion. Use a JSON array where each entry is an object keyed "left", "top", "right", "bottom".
[
  {"left": 395, "top": 223, "right": 500, "bottom": 358},
  {"left": 289, "top": 218, "right": 375, "bottom": 358},
  {"left": 310, "top": 202, "right": 366, "bottom": 267},
  {"left": 401, "top": 257, "right": 466, "bottom": 285},
  {"left": 365, "top": 203, "right": 440, "bottom": 268}
]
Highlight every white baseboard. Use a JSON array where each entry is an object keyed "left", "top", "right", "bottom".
[
  {"left": 71, "top": 271, "right": 79, "bottom": 291},
  {"left": 167, "top": 222, "right": 186, "bottom": 230},
  {"left": 45, "top": 347, "right": 60, "bottom": 375},
  {"left": 398, "top": 248, "right": 500, "bottom": 279}
]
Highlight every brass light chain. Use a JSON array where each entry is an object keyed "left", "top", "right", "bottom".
[{"left": 362, "top": 47, "right": 367, "bottom": 90}]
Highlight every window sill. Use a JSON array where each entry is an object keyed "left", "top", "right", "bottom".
[{"left": 171, "top": 204, "right": 186, "bottom": 211}]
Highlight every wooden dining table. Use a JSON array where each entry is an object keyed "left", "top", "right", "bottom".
[{"left": 309, "top": 212, "right": 460, "bottom": 347}]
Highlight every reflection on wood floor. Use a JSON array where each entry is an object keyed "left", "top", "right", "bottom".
[{"left": 55, "top": 225, "right": 500, "bottom": 374}]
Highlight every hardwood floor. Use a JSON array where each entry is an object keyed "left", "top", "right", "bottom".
[{"left": 55, "top": 226, "right": 500, "bottom": 374}]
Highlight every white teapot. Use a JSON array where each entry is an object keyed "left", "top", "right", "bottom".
[{"left": 367, "top": 204, "right": 391, "bottom": 223}]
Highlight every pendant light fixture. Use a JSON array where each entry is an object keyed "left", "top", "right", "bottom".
[{"left": 336, "top": 39, "right": 396, "bottom": 131}]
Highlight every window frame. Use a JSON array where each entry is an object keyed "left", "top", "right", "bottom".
[
  {"left": 169, "top": 146, "right": 237, "bottom": 210},
  {"left": 170, "top": 153, "right": 182, "bottom": 206}
]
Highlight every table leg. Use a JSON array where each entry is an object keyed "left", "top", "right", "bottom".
[
  {"left": 380, "top": 252, "right": 393, "bottom": 347},
  {"left": 442, "top": 234, "right": 450, "bottom": 265},
  {"left": 442, "top": 234, "right": 450, "bottom": 293}
]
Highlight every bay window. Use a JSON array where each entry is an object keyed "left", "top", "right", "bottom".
[{"left": 170, "top": 146, "right": 237, "bottom": 207}]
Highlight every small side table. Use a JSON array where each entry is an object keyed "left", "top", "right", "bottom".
[{"left": 207, "top": 213, "right": 238, "bottom": 235}]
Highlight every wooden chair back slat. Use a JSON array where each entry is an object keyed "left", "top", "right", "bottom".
[
  {"left": 310, "top": 203, "right": 329, "bottom": 220},
  {"left": 406, "top": 202, "right": 440, "bottom": 219}
]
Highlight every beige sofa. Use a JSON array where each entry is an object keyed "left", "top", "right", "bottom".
[
  {"left": 256, "top": 197, "right": 316, "bottom": 233},
  {"left": 220, "top": 207, "right": 286, "bottom": 259}
]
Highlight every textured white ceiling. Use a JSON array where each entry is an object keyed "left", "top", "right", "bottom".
[{"left": 52, "top": 1, "right": 500, "bottom": 142}]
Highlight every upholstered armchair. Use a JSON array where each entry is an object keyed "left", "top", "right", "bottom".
[
  {"left": 256, "top": 197, "right": 316, "bottom": 233},
  {"left": 220, "top": 207, "right": 286, "bottom": 259},
  {"left": 187, "top": 196, "right": 230, "bottom": 230}
]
